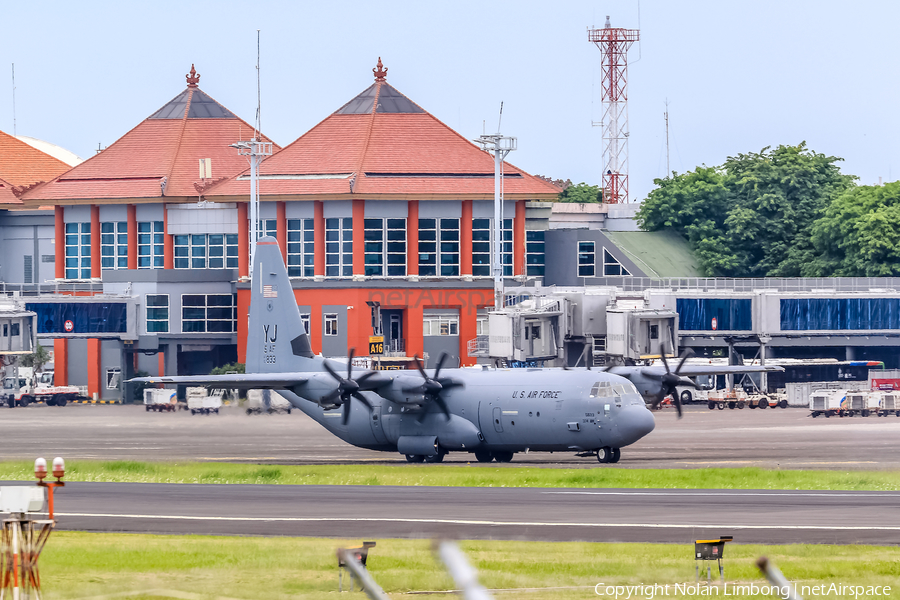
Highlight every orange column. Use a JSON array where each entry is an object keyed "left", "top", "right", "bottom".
[
  {"left": 54, "top": 206, "right": 64, "bottom": 279},
  {"left": 276, "top": 201, "right": 287, "bottom": 260},
  {"left": 90, "top": 205, "right": 100, "bottom": 279},
  {"left": 406, "top": 298, "right": 424, "bottom": 360},
  {"left": 309, "top": 302, "right": 322, "bottom": 355},
  {"left": 514, "top": 200, "right": 526, "bottom": 276},
  {"left": 407, "top": 201, "right": 419, "bottom": 276},
  {"left": 459, "top": 299, "right": 478, "bottom": 367},
  {"left": 237, "top": 288, "right": 250, "bottom": 364},
  {"left": 127, "top": 205, "right": 137, "bottom": 270},
  {"left": 313, "top": 201, "right": 325, "bottom": 276},
  {"left": 158, "top": 348, "right": 166, "bottom": 377},
  {"left": 87, "top": 338, "right": 101, "bottom": 399},
  {"left": 237, "top": 203, "right": 249, "bottom": 278},
  {"left": 54, "top": 339, "right": 68, "bottom": 385},
  {"left": 163, "top": 204, "right": 174, "bottom": 269},
  {"left": 460, "top": 200, "right": 473, "bottom": 276},
  {"left": 352, "top": 199, "right": 365, "bottom": 276}
]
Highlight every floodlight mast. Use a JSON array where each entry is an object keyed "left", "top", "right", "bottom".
[
  {"left": 476, "top": 133, "right": 516, "bottom": 311},
  {"left": 231, "top": 139, "right": 273, "bottom": 278}
]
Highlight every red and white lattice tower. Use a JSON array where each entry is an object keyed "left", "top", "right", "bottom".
[{"left": 588, "top": 16, "right": 640, "bottom": 204}]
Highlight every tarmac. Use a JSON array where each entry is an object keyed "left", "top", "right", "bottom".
[{"left": 1, "top": 402, "right": 898, "bottom": 470}]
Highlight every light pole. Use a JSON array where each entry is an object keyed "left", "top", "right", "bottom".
[
  {"left": 476, "top": 133, "right": 516, "bottom": 311},
  {"left": 231, "top": 139, "right": 272, "bottom": 278}
]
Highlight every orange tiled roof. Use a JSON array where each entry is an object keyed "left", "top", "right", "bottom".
[
  {"left": 23, "top": 68, "right": 279, "bottom": 205},
  {"left": 0, "top": 129, "right": 71, "bottom": 190},
  {"left": 206, "top": 62, "right": 561, "bottom": 200},
  {"left": 0, "top": 176, "right": 21, "bottom": 205}
]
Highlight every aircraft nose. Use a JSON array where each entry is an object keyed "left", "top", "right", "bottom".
[{"left": 619, "top": 405, "right": 655, "bottom": 445}]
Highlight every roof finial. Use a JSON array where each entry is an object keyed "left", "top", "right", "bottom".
[
  {"left": 373, "top": 57, "right": 387, "bottom": 83},
  {"left": 186, "top": 64, "right": 200, "bottom": 88}
]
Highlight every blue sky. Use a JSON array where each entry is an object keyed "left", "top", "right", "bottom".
[{"left": 4, "top": 0, "right": 898, "bottom": 201}]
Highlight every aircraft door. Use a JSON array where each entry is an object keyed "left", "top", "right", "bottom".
[
  {"left": 369, "top": 402, "right": 389, "bottom": 445},
  {"left": 492, "top": 406, "right": 503, "bottom": 432}
]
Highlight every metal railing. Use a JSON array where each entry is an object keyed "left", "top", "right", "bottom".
[
  {"left": 467, "top": 336, "right": 490, "bottom": 357},
  {"left": 594, "top": 276, "right": 900, "bottom": 293},
  {"left": 0, "top": 281, "right": 108, "bottom": 296}
]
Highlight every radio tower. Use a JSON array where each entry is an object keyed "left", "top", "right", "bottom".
[{"left": 588, "top": 16, "right": 640, "bottom": 204}]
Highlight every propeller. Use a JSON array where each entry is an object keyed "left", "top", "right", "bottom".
[
  {"left": 403, "top": 353, "right": 463, "bottom": 421},
  {"left": 643, "top": 346, "right": 698, "bottom": 418},
  {"left": 322, "top": 348, "right": 377, "bottom": 425}
]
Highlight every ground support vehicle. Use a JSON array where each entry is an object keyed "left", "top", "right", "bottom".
[
  {"left": 144, "top": 388, "right": 177, "bottom": 412},
  {"left": 751, "top": 393, "right": 789, "bottom": 409},
  {"left": 809, "top": 389, "right": 850, "bottom": 418},
  {"left": 706, "top": 389, "right": 749, "bottom": 410},
  {"left": 3, "top": 373, "right": 80, "bottom": 408},
  {"left": 676, "top": 385, "right": 708, "bottom": 405},
  {"left": 879, "top": 393, "right": 900, "bottom": 417},
  {"left": 246, "top": 389, "right": 292, "bottom": 414},
  {"left": 188, "top": 387, "right": 223, "bottom": 415},
  {"left": 842, "top": 391, "right": 869, "bottom": 417},
  {"left": 864, "top": 391, "right": 884, "bottom": 417}
]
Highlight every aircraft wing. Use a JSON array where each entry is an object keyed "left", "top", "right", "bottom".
[
  {"left": 128, "top": 373, "right": 308, "bottom": 389},
  {"left": 633, "top": 365, "right": 784, "bottom": 377}
]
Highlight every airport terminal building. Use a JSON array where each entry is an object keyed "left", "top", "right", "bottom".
[{"left": 3, "top": 62, "right": 900, "bottom": 401}]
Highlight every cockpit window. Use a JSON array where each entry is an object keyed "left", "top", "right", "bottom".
[{"left": 590, "top": 381, "right": 613, "bottom": 398}]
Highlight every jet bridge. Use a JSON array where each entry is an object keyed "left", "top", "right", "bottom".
[{"left": 487, "top": 296, "right": 569, "bottom": 363}]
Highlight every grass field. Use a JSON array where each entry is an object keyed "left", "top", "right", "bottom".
[
  {"left": 32, "top": 533, "right": 900, "bottom": 600},
  {"left": 1, "top": 460, "right": 899, "bottom": 490}
]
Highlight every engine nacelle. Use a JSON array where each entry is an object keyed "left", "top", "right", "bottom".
[{"left": 373, "top": 374, "right": 429, "bottom": 406}]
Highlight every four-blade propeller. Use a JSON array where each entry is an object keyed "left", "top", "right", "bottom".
[
  {"left": 642, "top": 346, "right": 698, "bottom": 418},
  {"left": 322, "top": 348, "right": 377, "bottom": 425},
  {"left": 403, "top": 353, "right": 463, "bottom": 421}
]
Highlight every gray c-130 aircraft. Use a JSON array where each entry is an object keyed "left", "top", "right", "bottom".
[{"left": 132, "top": 236, "right": 659, "bottom": 464}]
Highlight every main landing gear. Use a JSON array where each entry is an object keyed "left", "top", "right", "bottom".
[
  {"left": 473, "top": 450, "right": 514, "bottom": 463},
  {"left": 597, "top": 446, "right": 621, "bottom": 464}
]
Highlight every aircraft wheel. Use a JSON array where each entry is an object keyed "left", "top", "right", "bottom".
[
  {"left": 474, "top": 450, "right": 493, "bottom": 463},
  {"left": 405, "top": 454, "right": 425, "bottom": 463},
  {"left": 728, "top": 401, "right": 736, "bottom": 410},
  {"left": 493, "top": 451, "right": 514, "bottom": 463},
  {"left": 610, "top": 448, "right": 621, "bottom": 463},
  {"left": 717, "top": 401, "right": 726, "bottom": 410},
  {"left": 597, "top": 447, "right": 612, "bottom": 464},
  {"left": 737, "top": 401, "right": 745, "bottom": 409},
  {"left": 758, "top": 398, "right": 768, "bottom": 409},
  {"left": 424, "top": 451, "right": 445, "bottom": 463},
  {"left": 708, "top": 401, "right": 716, "bottom": 410},
  {"left": 681, "top": 391, "right": 693, "bottom": 405}
]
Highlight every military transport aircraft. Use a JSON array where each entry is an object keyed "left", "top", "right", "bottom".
[
  {"left": 132, "top": 237, "right": 781, "bottom": 464},
  {"left": 132, "top": 237, "right": 660, "bottom": 464}
]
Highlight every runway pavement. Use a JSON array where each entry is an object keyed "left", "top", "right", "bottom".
[
  {"left": 1, "top": 481, "right": 896, "bottom": 544},
  {"left": 1, "top": 403, "right": 899, "bottom": 470}
]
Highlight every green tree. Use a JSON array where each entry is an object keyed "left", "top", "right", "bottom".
[
  {"left": 557, "top": 182, "right": 602, "bottom": 203},
  {"left": 211, "top": 362, "right": 245, "bottom": 375},
  {"left": 637, "top": 143, "right": 855, "bottom": 277},
  {"left": 21, "top": 343, "right": 50, "bottom": 372},
  {"left": 805, "top": 182, "right": 900, "bottom": 276}
]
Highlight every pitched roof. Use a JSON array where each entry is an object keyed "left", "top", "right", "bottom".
[
  {"left": 22, "top": 65, "right": 278, "bottom": 205},
  {"left": 206, "top": 60, "right": 561, "bottom": 200},
  {"left": 603, "top": 230, "right": 705, "bottom": 278},
  {"left": 0, "top": 129, "right": 72, "bottom": 197},
  {"left": 0, "top": 176, "right": 20, "bottom": 205}
]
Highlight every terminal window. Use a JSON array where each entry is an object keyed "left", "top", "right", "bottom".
[
  {"left": 324, "top": 313, "right": 339, "bottom": 336},
  {"left": 100, "top": 221, "right": 128, "bottom": 270},
  {"left": 365, "top": 218, "right": 407, "bottom": 277},
  {"left": 287, "top": 219, "right": 315, "bottom": 278},
  {"left": 419, "top": 218, "right": 459, "bottom": 277},
  {"left": 577, "top": 241, "right": 596, "bottom": 277},
  {"left": 138, "top": 221, "right": 165, "bottom": 269},
  {"left": 781, "top": 297, "right": 900, "bottom": 330},
  {"left": 65, "top": 222, "right": 91, "bottom": 279},
  {"left": 526, "top": 230, "right": 545, "bottom": 277},
  {"left": 423, "top": 315, "right": 458, "bottom": 336},
  {"left": 146, "top": 295, "right": 169, "bottom": 333},
  {"left": 181, "top": 294, "right": 236, "bottom": 333},
  {"left": 472, "top": 218, "right": 512, "bottom": 277},
  {"left": 325, "top": 218, "right": 353, "bottom": 278}
]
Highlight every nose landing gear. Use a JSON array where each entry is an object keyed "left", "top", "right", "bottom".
[{"left": 597, "top": 446, "right": 621, "bottom": 464}]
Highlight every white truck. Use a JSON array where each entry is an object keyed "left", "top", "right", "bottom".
[{"left": 3, "top": 368, "right": 81, "bottom": 408}]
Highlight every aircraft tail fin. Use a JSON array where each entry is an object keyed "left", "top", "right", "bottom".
[{"left": 246, "top": 237, "right": 316, "bottom": 374}]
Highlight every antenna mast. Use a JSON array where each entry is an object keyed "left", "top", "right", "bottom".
[
  {"left": 230, "top": 31, "right": 272, "bottom": 279},
  {"left": 11, "top": 64, "right": 16, "bottom": 137},
  {"left": 664, "top": 99, "right": 670, "bottom": 178},
  {"left": 588, "top": 16, "right": 640, "bottom": 203}
]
